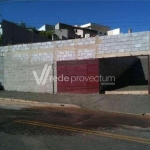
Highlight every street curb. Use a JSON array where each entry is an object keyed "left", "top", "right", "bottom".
[
  {"left": 105, "top": 91, "right": 148, "bottom": 95},
  {"left": 0, "top": 97, "right": 81, "bottom": 108}
]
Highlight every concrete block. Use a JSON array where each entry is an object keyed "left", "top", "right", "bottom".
[
  {"left": 63, "top": 55, "right": 67, "bottom": 58},
  {"left": 40, "top": 42, "right": 46, "bottom": 46},
  {"left": 102, "top": 47, "right": 108, "bottom": 51},
  {"left": 80, "top": 38, "right": 87, "bottom": 42},
  {"left": 89, "top": 41, "right": 95, "bottom": 44},
  {"left": 84, "top": 55, "right": 91, "bottom": 59},
  {"left": 99, "top": 36, "right": 105, "bottom": 40},
  {"left": 141, "top": 42, "right": 149, "bottom": 47},
  {"left": 65, "top": 51, "right": 69, "bottom": 54},
  {"left": 46, "top": 42, "right": 53, "bottom": 45},
  {"left": 139, "top": 31, "right": 146, "bottom": 35},
  {"left": 35, "top": 43, "right": 41, "bottom": 46},
  {"left": 80, "top": 52, "right": 85, "bottom": 56},
  {"left": 130, "top": 41, "right": 136, "bottom": 44},
  {"left": 89, "top": 49, "right": 94, "bottom": 52},
  {"left": 120, "top": 45, "right": 128, "bottom": 49},
  {"left": 135, "top": 36, "right": 143, "bottom": 40},
  {"left": 87, "top": 37, "right": 95, "bottom": 41},
  {"left": 104, "top": 50, "right": 112, "bottom": 54},
  {"left": 78, "top": 42, "right": 83, "bottom": 45},
  {"left": 68, "top": 54, "right": 73, "bottom": 57},
  {"left": 67, "top": 40, "right": 73, "bottom": 43},
  {"left": 131, "top": 32, "right": 139, "bottom": 36},
  {"left": 61, "top": 40, "right": 67, "bottom": 44},
  {"left": 122, "top": 41, "right": 131, "bottom": 45},
  {"left": 102, "top": 39, "right": 114, "bottom": 43},
  {"left": 104, "top": 43, "right": 113, "bottom": 47},
  {"left": 13, "top": 45, "right": 18, "bottom": 48},
  {"left": 141, "top": 39, "right": 149, "bottom": 44},
  {"left": 135, "top": 44, "right": 141, "bottom": 48},
  {"left": 115, "top": 46, "right": 121, "bottom": 49},
  {"left": 78, "top": 56, "right": 84, "bottom": 60},
  {"left": 123, "top": 33, "right": 131, "bottom": 37},
  {"left": 87, "top": 53, "right": 93, "bottom": 56},
  {"left": 56, "top": 41, "right": 62, "bottom": 44},
  {"left": 57, "top": 44, "right": 63, "bottom": 47},
  {"left": 43, "top": 45, "right": 49, "bottom": 49},
  {"left": 50, "top": 45, "right": 54, "bottom": 48},
  {"left": 127, "top": 37, "right": 134, "bottom": 41},
  {"left": 124, "top": 49, "right": 132, "bottom": 52},
  {"left": 121, "top": 38, "right": 128, "bottom": 41},
  {"left": 111, "top": 49, "right": 118, "bottom": 53},
  {"left": 118, "top": 49, "right": 124, "bottom": 53},
  {"left": 131, "top": 47, "right": 139, "bottom": 51},
  {"left": 63, "top": 43, "right": 69, "bottom": 46},
  {"left": 99, "top": 50, "right": 104, "bottom": 54},
  {"left": 24, "top": 47, "right": 29, "bottom": 50},
  {"left": 117, "top": 34, "right": 125, "bottom": 38},
  {"left": 84, "top": 49, "right": 89, "bottom": 52},
  {"left": 69, "top": 43, "right": 74, "bottom": 46},
  {"left": 84, "top": 41, "right": 90, "bottom": 45},
  {"left": 138, "top": 47, "right": 148, "bottom": 51},
  {"left": 32, "top": 43, "right": 38, "bottom": 47}
]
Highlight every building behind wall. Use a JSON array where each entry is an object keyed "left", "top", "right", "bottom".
[
  {"left": 80, "top": 23, "right": 110, "bottom": 36},
  {"left": 54, "top": 23, "right": 98, "bottom": 40},
  {"left": 38, "top": 24, "right": 55, "bottom": 31},
  {"left": 38, "top": 22, "right": 109, "bottom": 40}
]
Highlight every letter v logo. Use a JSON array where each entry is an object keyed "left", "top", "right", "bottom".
[{"left": 33, "top": 64, "right": 52, "bottom": 85}]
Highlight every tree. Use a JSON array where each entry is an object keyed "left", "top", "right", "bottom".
[
  {"left": 39, "top": 30, "right": 57, "bottom": 40},
  {"left": 19, "top": 21, "right": 26, "bottom": 28}
]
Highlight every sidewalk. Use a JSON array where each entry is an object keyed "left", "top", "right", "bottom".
[
  {"left": 0, "top": 91, "right": 150, "bottom": 115},
  {"left": 0, "top": 98, "right": 80, "bottom": 110}
]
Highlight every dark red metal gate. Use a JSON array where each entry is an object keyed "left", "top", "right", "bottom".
[{"left": 57, "top": 59, "right": 99, "bottom": 94}]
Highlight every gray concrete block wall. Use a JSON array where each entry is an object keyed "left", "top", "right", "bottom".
[
  {"left": 0, "top": 30, "right": 149, "bottom": 93},
  {"left": 0, "top": 31, "right": 149, "bottom": 57},
  {"left": 78, "top": 49, "right": 95, "bottom": 59},
  {"left": 56, "top": 50, "right": 76, "bottom": 61},
  {"left": 98, "top": 31, "right": 150, "bottom": 54},
  {"left": 4, "top": 52, "right": 54, "bottom": 93}
]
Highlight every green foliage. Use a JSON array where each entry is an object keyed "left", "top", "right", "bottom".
[
  {"left": 39, "top": 30, "right": 57, "bottom": 40},
  {"left": 19, "top": 21, "right": 26, "bottom": 28}
]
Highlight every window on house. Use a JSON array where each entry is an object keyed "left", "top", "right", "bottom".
[
  {"left": 99, "top": 32, "right": 102, "bottom": 34},
  {"left": 104, "top": 33, "right": 107, "bottom": 35}
]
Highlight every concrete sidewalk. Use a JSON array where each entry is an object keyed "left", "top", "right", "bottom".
[
  {"left": 0, "top": 91, "right": 150, "bottom": 115},
  {"left": 0, "top": 98, "right": 80, "bottom": 110}
]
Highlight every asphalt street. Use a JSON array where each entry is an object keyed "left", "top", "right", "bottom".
[{"left": 0, "top": 106, "right": 150, "bottom": 150}]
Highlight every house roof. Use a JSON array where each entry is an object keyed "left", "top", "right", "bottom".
[
  {"left": 55, "top": 22, "right": 97, "bottom": 33},
  {"left": 80, "top": 23, "right": 110, "bottom": 29}
]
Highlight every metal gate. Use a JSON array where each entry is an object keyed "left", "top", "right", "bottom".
[{"left": 57, "top": 59, "right": 99, "bottom": 94}]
